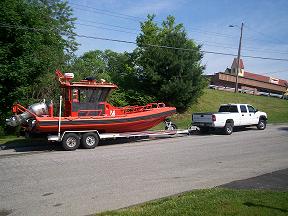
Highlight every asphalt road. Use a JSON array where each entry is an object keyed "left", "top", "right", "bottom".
[{"left": 0, "top": 124, "right": 288, "bottom": 216}]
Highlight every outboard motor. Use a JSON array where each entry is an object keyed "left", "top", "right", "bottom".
[{"left": 6, "top": 102, "right": 48, "bottom": 127}]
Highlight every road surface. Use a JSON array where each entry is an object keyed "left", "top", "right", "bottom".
[{"left": 0, "top": 124, "right": 288, "bottom": 216}]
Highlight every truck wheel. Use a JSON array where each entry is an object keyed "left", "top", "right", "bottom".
[
  {"left": 257, "top": 119, "right": 266, "bottom": 130},
  {"left": 62, "top": 133, "right": 80, "bottom": 151},
  {"left": 81, "top": 132, "right": 99, "bottom": 149},
  {"left": 223, "top": 123, "right": 233, "bottom": 135}
]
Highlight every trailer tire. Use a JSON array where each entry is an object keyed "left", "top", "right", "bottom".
[
  {"left": 62, "top": 133, "right": 80, "bottom": 151},
  {"left": 81, "top": 132, "right": 99, "bottom": 149},
  {"left": 165, "top": 123, "right": 177, "bottom": 131}
]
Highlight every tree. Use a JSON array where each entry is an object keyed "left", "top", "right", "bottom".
[
  {"left": 134, "top": 15, "right": 207, "bottom": 111},
  {"left": 70, "top": 49, "right": 155, "bottom": 107},
  {"left": 0, "top": 0, "right": 77, "bottom": 129}
]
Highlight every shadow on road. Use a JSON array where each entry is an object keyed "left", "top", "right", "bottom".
[
  {"left": 0, "top": 126, "right": 259, "bottom": 154},
  {"left": 0, "top": 135, "right": 181, "bottom": 154},
  {"left": 219, "top": 168, "right": 288, "bottom": 191},
  {"left": 198, "top": 126, "right": 257, "bottom": 135},
  {"left": 278, "top": 127, "right": 288, "bottom": 132},
  {"left": 0, "top": 138, "right": 61, "bottom": 153}
]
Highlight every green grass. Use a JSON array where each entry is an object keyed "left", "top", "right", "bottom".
[
  {"left": 0, "top": 136, "right": 48, "bottom": 150},
  {"left": 97, "top": 188, "right": 288, "bottom": 216},
  {"left": 171, "top": 89, "right": 288, "bottom": 129},
  {"left": 0, "top": 135, "right": 26, "bottom": 145}
]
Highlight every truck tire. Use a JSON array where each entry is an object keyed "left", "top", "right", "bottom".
[
  {"left": 62, "top": 133, "right": 80, "bottom": 151},
  {"left": 81, "top": 132, "right": 99, "bottom": 149},
  {"left": 223, "top": 123, "right": 233, "bottom": 135},
  {"left": 257, "top": 119, "right": 266, "bottom": 130}
]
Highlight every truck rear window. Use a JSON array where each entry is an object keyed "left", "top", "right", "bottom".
[{"left": 219, "top": 105, "right": 238, "bottom": 113}]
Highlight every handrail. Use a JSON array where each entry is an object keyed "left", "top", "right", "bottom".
[{"left": 122, "top": 103, "right": 166, "bottom": 114}]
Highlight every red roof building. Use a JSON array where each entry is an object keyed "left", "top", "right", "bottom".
[{"left": 209, "top": 58, "right": 288, "bottom": 95}]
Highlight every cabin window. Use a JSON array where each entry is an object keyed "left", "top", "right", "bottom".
[{"left": 78, "top": 88, "right": 111, "bottom": 103}]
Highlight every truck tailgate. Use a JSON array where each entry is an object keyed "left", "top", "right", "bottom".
[{"left": 192, "top": 113, "right": 213, "bottom": 123}]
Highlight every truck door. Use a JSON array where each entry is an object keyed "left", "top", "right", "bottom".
[
  {"left": 230, "top": 105, "right": 241, "bottom": 126},
  {"left": 239, "top": 105, "right": 249, "bottom": 126},
  {"left": 247, "top": 105, "right": 259, "bottom": 125}
]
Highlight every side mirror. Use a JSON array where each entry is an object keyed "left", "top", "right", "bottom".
[{"left": 254, "top": 109, "right": 258, "bottom": 113}]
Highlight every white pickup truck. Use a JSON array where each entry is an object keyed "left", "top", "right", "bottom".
[{"left": 192, "top": 104, "right": 267, "bottom": 135}]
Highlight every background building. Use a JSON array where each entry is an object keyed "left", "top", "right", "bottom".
[{"left": 209, "top": 58, "right": 288, "bottom": 97}]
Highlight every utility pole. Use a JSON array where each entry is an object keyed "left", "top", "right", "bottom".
[{"left": 235, "top": 22, "right": 244, "bottom": 93}]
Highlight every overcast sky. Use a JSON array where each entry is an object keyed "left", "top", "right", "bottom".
[{"left": 69, "top": 0, "right": 288, "bottom": 80}]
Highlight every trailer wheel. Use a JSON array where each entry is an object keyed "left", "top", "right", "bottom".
[
  {"left": 62, "top": 133, "right": 80, "bottom": 151},
  {"left": 165, "top": 123, "right": 177, "bottom": 131},
  {"left": 81, "top": 132, "right": 99, "bottom": 149}
]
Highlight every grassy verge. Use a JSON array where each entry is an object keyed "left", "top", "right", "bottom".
[
  {"left": 97, "top": 188, "right": 288, "bottom": 216},
  {"left": 171, "top": 89, "right": 288, "bottom": 129},
  {"left": 0, "top": 136, "right": 26, "bottom": 145},
  {"left": 0, "top": 135, "right": 48, "bottom": 150}
]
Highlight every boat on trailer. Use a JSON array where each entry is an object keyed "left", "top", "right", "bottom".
[{"left": 6, "top": 70, "right": 177, "bottom": 149}]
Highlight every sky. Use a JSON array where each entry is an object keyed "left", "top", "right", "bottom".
[{"left": 68, "top": 0, "right": 288, "bottom": 80}]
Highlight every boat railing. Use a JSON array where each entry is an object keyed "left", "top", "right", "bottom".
[{"left": 122, "top": 103, "right": 166, "bottom": 114}]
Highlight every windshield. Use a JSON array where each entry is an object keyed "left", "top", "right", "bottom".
[{"left": 75, "top": 87, "right": 111, "bottom": 103}]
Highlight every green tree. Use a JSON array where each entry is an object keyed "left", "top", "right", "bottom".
[
  {"left": 134, "top": 15, "right": 207, "bottom": 111},
  {"left": 70, "top": 49, "right": 155, "bottom": 107},
  {"left": 71, "top": 50, "right": 111, "bottom": 82},
  {"left": 0, "top": 0, "right": 77, "bottom": 129}
]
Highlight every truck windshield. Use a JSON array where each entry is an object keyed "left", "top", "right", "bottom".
[{"left": 219, "top": 105, "right": 238, "bottom": 113}]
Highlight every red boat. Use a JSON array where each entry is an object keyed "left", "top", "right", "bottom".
[{"left": 7, "top": 70, "right": 176, "bottom": 134}]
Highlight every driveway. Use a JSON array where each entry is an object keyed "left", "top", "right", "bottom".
[{"left": 0, "top": 124, "right": 287, "bottom": 216}]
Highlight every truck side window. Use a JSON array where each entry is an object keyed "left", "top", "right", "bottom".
[
  {"left": 219, "top": 105, "right": 238, "bottom": 113},
  {"left": 240, "top": 105, "right": 247, "bottom": 113},
  {"left": 230, "top": 106, "right": 238, "bottom": 113},
  {"left": 247, "top": 105, "right": 255, "bottom": 113}
]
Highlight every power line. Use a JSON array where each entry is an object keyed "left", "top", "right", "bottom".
[
  {"left": 262, "top": 69, "right": 288, "bottom": 75},
  {"left": 77, "top": 19, "right": 138, "bottom": 31},
  {"left": 73, "top": 20, "right": 288, "bottom": 55},
  {"left": 72, "top": 6, "right": 140, "bottom": 22},
  {"left": 1, "top": 23, "right": 288, "bottom": 62},
  {"left": 69, "top": 2, "right": 143, "bottom": 21},
  {"left": 76, "top": 22, "right": 138, "bottom": 34},
  {"left": 69, "top": 1, "right": 288, "bottom": 46},
  {"left": 200, "top": 42, "right": 288, "bottom": 55},
  {"left": 245, "top": 24, "right": 286, "bottom": 44},
  {"left": 77, "top": 34, "right": 288, "bottom": 62}
]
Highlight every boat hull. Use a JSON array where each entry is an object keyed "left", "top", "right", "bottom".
[{"left": 33, "top": 107, "right": 176, "bottom": 133}]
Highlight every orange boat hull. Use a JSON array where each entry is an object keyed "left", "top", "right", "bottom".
[{"left": 34, "top": 107, "right": 176, "bottom": 133}]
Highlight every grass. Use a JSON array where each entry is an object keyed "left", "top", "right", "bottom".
[
  {"left": 0, "top": 135, "right": 48, "bottom": 150},
  {"left": 171, "top": 89, "right": 288, "bottom": 129},
  {"left": 0, "top": 135, "right": 26, "bottom": 145},
  {"left": 96, "top": 188, "right": 288, "bottom": 216}
]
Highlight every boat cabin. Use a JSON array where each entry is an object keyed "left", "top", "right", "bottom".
[{"left": 55, "top": 70, "right": 117, "bottom": 117}]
